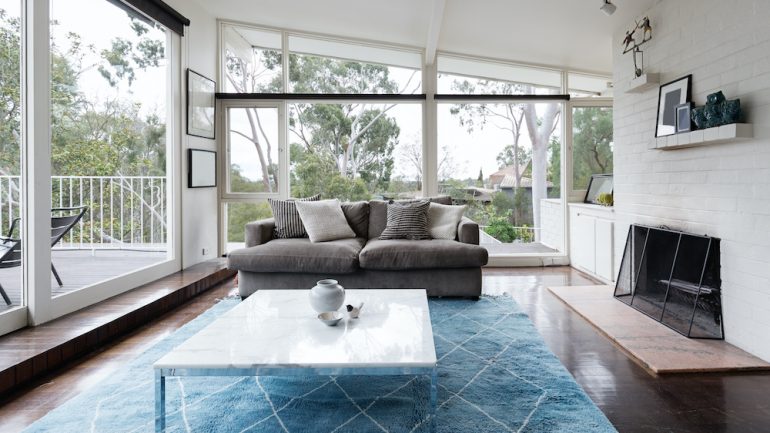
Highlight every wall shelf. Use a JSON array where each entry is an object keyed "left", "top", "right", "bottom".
[
  {"left": 651, "top": 123, "right": 753, "bottom": 150},
  {"left": 624, "top": 73, "right": 659, "bottom": 93}
]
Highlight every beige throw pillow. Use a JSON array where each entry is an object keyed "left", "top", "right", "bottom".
[
  {"left": 295, "top": 199, "right": 356, "bottom": 243},
  {"left": 428, "top": 202, "right": 467, "bottom": 240}
]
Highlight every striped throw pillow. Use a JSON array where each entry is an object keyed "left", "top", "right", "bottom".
[
  {"left": 268, "top": 194, "right": 320, "bottom": 238},
  {"left": 379, "top": 200, "right": 431, "bottom": 240}
]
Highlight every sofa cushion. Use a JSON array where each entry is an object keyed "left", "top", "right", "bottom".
[
  {"left": 428, "top": 203, "right": 466, "bottom": 240},
  {"left": 380, "top": 200, "right": 431, "bottom": 240},
  {"left": 268, "top": 195, "right": 321, "bottom": 238},
  {"left": 341, "top": 201, "right": 369, "bottom": 238},
  {"left": 368, "top": 196, "right": 454, "bottom": 239},
  {"left": 295, "top": 199, "right": 356, "bottom": 243},
  {"left": 228, "top": 237, "right": 366, "bottom": 274},
  {"left": 359, "top": 239, "right": 488, "bottom": 270}
]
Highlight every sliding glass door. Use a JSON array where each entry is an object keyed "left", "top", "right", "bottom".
[{"left": 0, "top": 0, "right": 26, "bottom": 334}]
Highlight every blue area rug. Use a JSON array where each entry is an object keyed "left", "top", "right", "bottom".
[{"left": 24, "top": 296, "right": 616, "bottom": 433}]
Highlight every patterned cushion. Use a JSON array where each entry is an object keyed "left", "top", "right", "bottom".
[
  {"left": 379, "top": 200, "right": 431, "bottom": 240},
  {"left": 295, "top": 199, "right": 356, "bottom": 243},
  {"left": 267, "top": 194, "right": 320, "bottom": 238}
]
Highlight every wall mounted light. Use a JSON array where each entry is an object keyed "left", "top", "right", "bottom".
[{"left": 600, "top": 0, "right": 617, "bottom": 16}]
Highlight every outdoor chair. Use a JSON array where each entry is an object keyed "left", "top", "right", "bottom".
[{"left": 0, "top": 206, "right": 88, "bottom": 305}]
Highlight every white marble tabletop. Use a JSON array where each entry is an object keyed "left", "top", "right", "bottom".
[{"left": 154, "top": 289, "right": 437, "bottom": 371}]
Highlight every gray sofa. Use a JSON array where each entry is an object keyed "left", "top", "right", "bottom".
[{"left": 227, "top": 199, "right": 489, "bottom": 298}]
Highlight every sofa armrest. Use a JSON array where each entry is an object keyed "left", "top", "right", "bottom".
[
  {"left": 245, "top": 218, "right": 275, "bottom": 248},
  {"left": 457, "top": 217, "right": 480, "bottom": 245}
]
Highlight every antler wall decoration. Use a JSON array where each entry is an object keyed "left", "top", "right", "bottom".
[{"left": 622, "top": 16, "right": 652, "bottom": 77}]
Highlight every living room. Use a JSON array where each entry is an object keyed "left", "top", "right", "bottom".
[{"left": 1, "top": 0, "right": 770, "bottom": 432}]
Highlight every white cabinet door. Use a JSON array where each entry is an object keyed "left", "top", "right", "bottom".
[
  {"left": 595, "top": 219, "right": 614, "bottom": 282},
  {"left": 572, "top": 213, "right": 596, "bottom": 274}
]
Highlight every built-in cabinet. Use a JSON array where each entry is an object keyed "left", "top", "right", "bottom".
[{"left": 569, "top": 203, "right": 615, "bottom": 283}]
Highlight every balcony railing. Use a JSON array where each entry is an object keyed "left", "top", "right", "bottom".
[{"left": 0, "top": 175, "right": 167, "bottom": 251}]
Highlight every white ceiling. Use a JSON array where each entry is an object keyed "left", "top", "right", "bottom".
[{"left": 197, "top": 0, "right": 656, "bottom": 75}]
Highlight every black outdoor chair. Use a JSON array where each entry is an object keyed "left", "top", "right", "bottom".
[{"left": 0, "top": 206, "right": 88, "bottom": 305}]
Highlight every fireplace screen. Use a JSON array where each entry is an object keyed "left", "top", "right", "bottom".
[{"left": 614, "top": 224, "right": 723, "bottom": 339}]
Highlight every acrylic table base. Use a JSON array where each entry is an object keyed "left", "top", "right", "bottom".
[{"left": 154, "top": 366, "right": 438, "bottom": 432}]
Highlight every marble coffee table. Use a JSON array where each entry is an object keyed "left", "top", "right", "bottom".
[{"left": 153, "top": 289, "right": 438, "bottom": 432}]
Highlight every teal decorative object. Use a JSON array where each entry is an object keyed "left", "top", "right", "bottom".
[
  {"left": 691, "top": 106, "right": 707, "bottom": 129},
  {"left": 706, "top": 91, "right": 726, "bottom": 105},
  {"left": 721, "top": 99, "right": 741, "bottom": 124},
  {"left": 690, "top": 90, "right": 742, "bottom": 129}
]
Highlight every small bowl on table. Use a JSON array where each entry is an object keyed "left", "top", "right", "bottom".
[{"left": 317, "top": 311, "right": 343, "bottom": 327}]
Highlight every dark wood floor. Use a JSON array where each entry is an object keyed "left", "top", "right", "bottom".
[{"left": 1, "top": 267, "right": 769, "bottom": 433}]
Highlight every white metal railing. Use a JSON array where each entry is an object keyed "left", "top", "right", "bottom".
[{"left": 0, "top": 175, "right": 167, "bottom": 251}]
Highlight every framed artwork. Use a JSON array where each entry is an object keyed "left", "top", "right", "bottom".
[
  {"left": 188, "top": 149, "right": 217, "bottom": 188},
  {"left": 675, "top": 102, "right": 692, "bottom": 133},
  {"left": 655, "top": 74, "right": 691, "bottom": 137},
  {"left": 187, "top": 69, "right": 216, "bottom": 139},
  {"left": 584, "top": 174, "right": 613, "bottom": 204}
]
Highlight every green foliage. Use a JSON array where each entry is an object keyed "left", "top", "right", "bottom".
[
  {"left": 483, "top": 211, "right": 534, "bottom": 243},
  {"left": 572, "top": 107, "right": 613, "bottom": 189},
  {"left": 548, "top": 136, "right": 561, "bottom": 198},
  {"left": 596, "top": 192, "right": 614, "bottom": 206},
  {"left": 227, "top": 202, "right": 272, "bottom": 243},
  {"left": 0, "top": 9, "right": 167, "bottom": 178}
]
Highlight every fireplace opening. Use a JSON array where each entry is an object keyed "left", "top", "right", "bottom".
[{"left": 614, "top": 224, "right": 723, "bottom": 339}]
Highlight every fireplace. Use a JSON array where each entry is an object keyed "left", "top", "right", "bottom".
[{"left": 614, "top": 224, "right": 723, "bottom": 339}]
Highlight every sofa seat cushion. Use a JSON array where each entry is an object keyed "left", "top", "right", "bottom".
[
  {"left": 359, "top": 239, "right": 488, "bottom": 270},
  {"left": 228, "top": 237, "right": 366, "bottom": 274}
]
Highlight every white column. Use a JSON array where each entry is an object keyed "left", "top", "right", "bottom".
[{"left": 24, "top": 0, "right": 53, "bottom": 325}]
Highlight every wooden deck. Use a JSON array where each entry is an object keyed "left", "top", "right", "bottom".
[{"left": 0, "top": 249, "right": 168, "bottom": 311}]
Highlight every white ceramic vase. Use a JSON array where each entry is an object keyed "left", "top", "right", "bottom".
[{"left": 309, "top": 279, "right": 345, "bottom": 313}]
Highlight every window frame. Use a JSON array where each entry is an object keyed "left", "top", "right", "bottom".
[{"left": 566, "top": 98, "right": 614, "bottom": 203}]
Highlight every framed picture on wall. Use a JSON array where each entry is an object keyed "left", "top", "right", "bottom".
[
  {"left": 188, "top": 149, "right": 217, "bottom": 188},
  {"left": 675, "top": 102, "right": 693, "bottom": 133},
  {"left": 187, "top": 69, "right": 216, "bottom": 139},
  {"left": 655, "top": 75, "right": 691, "bottom": 137}
]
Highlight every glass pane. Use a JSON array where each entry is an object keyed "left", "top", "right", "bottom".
[
  {"left": 49, "top": 0, "right": 170, "bottom": 297},
  {"left": 437, "top": 55, "right": 561, "bottom": 94},
  {"left": 223, "top": 25, "right": 282, "bottom": 93},
  {"left": 227, "top": 107, "right": 279, "bottom": 193},
  {"left": 0, "top": 0, "right": 23, "bottom": 312},
  {"left": 225, "top": 202, "right": 272, "bottom": 252},
  {"left": 289, "top": 103, "right": 422, "bottom": 201},
  {"left": 438, "top": 103, "right": 563, "bottom": 255},
  {"left": 572, "top": 106, "right": 613, "bottom": 190},
  {"left": 288, "top": 36, "right": 421, "bottom": 94},
  {"left": 568, "top": 72, "right": 612, "bottom": 97}
]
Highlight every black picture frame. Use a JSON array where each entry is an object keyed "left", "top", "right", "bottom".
[
  {"left": 584, "top": 174, "right": 614, "bottom": 204},
  {"left": 186, "top": 69, "right": 216, "bottom": 139},
  {"left": 675, "top": 102, "right": 693, "bottom": 133},
  {"left": 655, "top": 74, "right": 691, "bottom": 137},
  {"left": 188, "top": 149, "right": 217, "bottom": 188}
]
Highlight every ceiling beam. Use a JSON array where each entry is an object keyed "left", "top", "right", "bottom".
[{"left": 425, "top": 0, "right": 446, "bottom": 65}]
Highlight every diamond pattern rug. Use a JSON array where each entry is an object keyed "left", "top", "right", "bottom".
[{"left": 24, "top": 296, "right": 617, "bottom": 433}]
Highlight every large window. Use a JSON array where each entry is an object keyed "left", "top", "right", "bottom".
[
  {"left": 49, "top": 0, "right": 171, "bottom": 297},
  {"left": 288, "top": 103, "right": 422, "bottom": 201},
  {"left": 218, "top": 21, "right": 613, "bottom": 261},
  {"left": 438, "top": 102, "right": 563, "bottom": 254},
  {"left": 571, "top": 106, "right": 613, "bottom": 191},
  {"left": 0, "top": 0, "right": 23, "bottom": 316}
]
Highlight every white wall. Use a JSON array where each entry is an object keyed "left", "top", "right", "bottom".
[
  {"left": 613, "top": 0, "right": 770, "bottom": 360},
  {"left": 540, "top": 199, "right": 563, "bottom": 250},
  {"left": 166, "top": 0, "right": 219, "bottom": 268}
]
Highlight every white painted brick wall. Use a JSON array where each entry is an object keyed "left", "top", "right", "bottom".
[
  {"left": 539, "top": 199, "right": 563, "bottom": 250},
  {"left": 614, "top": 0, "right": 770, "bottom": 361}
]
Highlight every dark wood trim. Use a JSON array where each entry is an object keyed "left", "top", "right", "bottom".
[
  {"left": 434, "top": 93, "right": 570, "bottom": 101},
  {"left": 0, "top": 260, "right": 235, "bottom": 399},
  {"left": 215, "top": 93, "right": 427, "bottom": 101}
]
